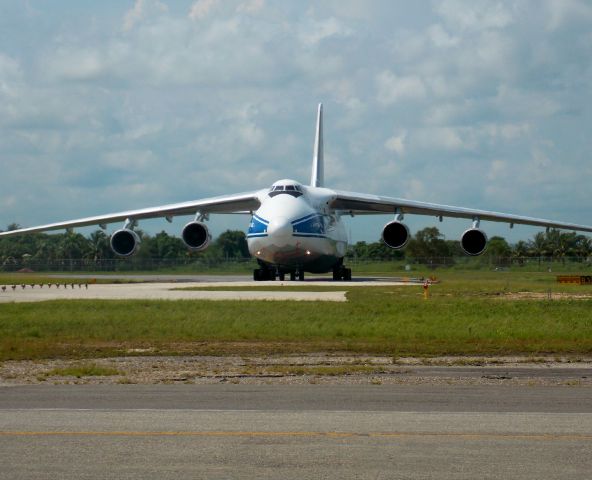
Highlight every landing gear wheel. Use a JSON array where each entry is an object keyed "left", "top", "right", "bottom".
[
  {"left": 332, "top": 266, "right": 352, "bottom": 281},
  {"left": 290, "top": 272, "right": 296, "bottom": 281},
  {"left": 278, "top": 272, "right": 285, "bottom": 281},
  {"left": 297, "top": 270, "right": 305, "bottom": 281},
  {"left": 332, "top": 268, "right": 340, "bottom": 281},
  {"left": 254, "top": 268, "right": 272, "bottom": 281},
  {"left": 344, "top": 268, "right": 352, "bottom": 281}
]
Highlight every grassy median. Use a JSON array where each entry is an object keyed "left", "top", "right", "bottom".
[{"left": 0, "top": 270, "right": 591, "bottom": 360}]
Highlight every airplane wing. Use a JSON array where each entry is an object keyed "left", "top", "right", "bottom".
[
  {"left": 0, "top": 190, "right": 263, "bottom": 236},
  {"left": 329, "top": 189, "right": 592, "bottom": 233}
]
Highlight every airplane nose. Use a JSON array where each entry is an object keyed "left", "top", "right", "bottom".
[{"left": 267, "top": 217, "right": 292, "bottom": 240}]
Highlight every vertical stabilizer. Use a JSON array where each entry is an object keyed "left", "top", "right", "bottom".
[{"left": 310, "top": 103, "right": 324, "bottom": 187}]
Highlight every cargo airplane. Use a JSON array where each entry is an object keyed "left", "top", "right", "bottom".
[{"left": 2, "top": 104, "right": 592, "bottom": 281}]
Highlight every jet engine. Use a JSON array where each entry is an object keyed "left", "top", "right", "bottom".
[
  {"left": 182, "top": 221, "right": 211, "bottom": 251},
  {"left": 460, "top": 228, "right": 488, "bottom": 256},
  {"left": 110, "top": 229, "right": 141, "bottom": 257},
  {"left": 381, "top": 220, "right": 410, "bottom": 249}
]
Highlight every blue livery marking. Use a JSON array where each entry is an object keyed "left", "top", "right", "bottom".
[{"left": 248, "top": 215, "right": 269, "bottom": 238}]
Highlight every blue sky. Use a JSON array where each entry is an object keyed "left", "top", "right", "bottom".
[{"left": 0, "top": 0, "right": 591, "bottom": 244}]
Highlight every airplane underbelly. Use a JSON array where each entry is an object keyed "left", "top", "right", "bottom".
[{"left": 247, "top": 235, "right": 347, "bottom": 272}]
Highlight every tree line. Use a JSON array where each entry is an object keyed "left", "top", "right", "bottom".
[
  {"left": 1, "top": 223, "right": 591, "bottom": 267},
  {"left": 347, "top": 227, "right": 592, "bottom": 262},
  {"left": 0, "top": 224, "right": 249, "bottom": 267}
]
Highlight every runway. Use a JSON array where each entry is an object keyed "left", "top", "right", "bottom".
[{"left": 1, "top": 384, "right": 590, "bottom": 479}]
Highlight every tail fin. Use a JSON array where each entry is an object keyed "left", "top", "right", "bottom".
[{"left": 310, "top": 103, "right": 324, "bottom": 187}]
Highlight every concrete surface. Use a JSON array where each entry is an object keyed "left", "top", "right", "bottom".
[{"left": 0, "top": 282, "right": 349, "bottom": 303}]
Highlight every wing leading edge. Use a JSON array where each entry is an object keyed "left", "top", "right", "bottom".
[
  {"left": 329, "top": 190, "right": 592, "bottom": 233},
  {"left": 0, "top": 190, "right": 263, "bottom": 237}
]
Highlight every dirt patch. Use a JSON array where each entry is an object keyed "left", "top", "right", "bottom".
[
  {"left": 1, "top": 354, "right": 591, "bottom": 387},
  {"left": 499, "top": 291, "right": 592, "bottom": 300}
]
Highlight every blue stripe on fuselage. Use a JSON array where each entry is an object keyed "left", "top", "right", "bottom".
[
  {"left": 292, "top": 214, "right": 326, "bottom": 236},
  {"left": 248, "top": 215, "right": 269, "bottom": 237},
  {"left": 291, "top": 213, "right": 317, "bottom": 225},
  {"left": 253, "top": 214, "right": 269, "bottom": 225},
  {"left": 249, "top": 213, "right": 328, "bottom": 238}
]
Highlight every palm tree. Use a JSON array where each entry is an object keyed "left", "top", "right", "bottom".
[
  {"left": 87, "top": 230, "right": 111, "bottom": 262},
  {"left": 573, "top": 235, "right": 592, "bottom": 260},
  {"left": 528, "top": 231, "right": 549, "bottom": 264},
  {"left": 512, "top": 241, "right": 529, "bottom": 265}
]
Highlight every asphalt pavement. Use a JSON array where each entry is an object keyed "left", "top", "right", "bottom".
[{"left": 1, "top": 384, "right": 590, "bottom": 479}]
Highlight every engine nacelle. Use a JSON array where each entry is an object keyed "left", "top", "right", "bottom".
[
  {"left": 182, "top": 221, "right": 211, "bottom": 251},
  {"left": 461, "top": 228, "right": 488, "bottom": 256},
  {"left": 110, "top": 229, "right": 141, "bottom": 257},
  {"left": 382, "top": 221, "right": 410, "bottom": 249}
]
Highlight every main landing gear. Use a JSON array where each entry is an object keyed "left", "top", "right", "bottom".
[
  {"left": 332, "top": 265, "right": 352, "bottom": 281},
  {"left": 253, "top": 267, "right": 304, "bottom": 281},
  {"left": 252, "top": 262, "right": 350, "bottom": 282}
]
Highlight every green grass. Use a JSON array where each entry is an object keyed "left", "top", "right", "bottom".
[
  {"left": 40, "top": 363, "right": 121, "bottom": 379},
  {"left": 266, "top": 365, "right": 385, "bottom": 376},
  {"left": 1, "top": 270, "right": 592, "bottom": 360}
]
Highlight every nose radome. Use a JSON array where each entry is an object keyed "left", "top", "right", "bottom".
[{"left": 267, "top": 217, "right": 292, "bottom": 238}]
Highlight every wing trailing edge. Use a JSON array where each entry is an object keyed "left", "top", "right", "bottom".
[
  {"left": 0, "top": 191, "right": 263, "bottom": 237},
  {"left": 329, "top": 189, "right": 592, "bottom": 233}
]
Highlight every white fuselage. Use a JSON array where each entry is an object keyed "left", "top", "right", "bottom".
[{"left": 246, "top": 181, "right": 347, "bottom": 273}]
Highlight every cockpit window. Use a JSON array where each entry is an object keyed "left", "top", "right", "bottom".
[{"left": 268, "top": 183, "right": 304, "bottom": 198}]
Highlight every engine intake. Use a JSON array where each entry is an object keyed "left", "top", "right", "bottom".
[
  {"left": 461, "top": 228, "right": 488, "bottom": 256},
  {"left": 110, "top": 229, "right": 141, "bottom": 257},
  {"left": 382, "top": 221, "right": 410, "bottom": 249},
  {"left": 182, "top": 221, "right": 211, "bottom": 251}
]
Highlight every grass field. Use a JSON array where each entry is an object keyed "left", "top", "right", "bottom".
[{"left": 0, "top": 270, "right": 591, "bottom": 361}]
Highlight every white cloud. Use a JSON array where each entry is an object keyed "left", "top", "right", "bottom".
[
  {"left": 298, "top": 17, "right": 352, "bottom": 46},
  {"left": 0, "top": 195, "right": 16, "bottom": 209},
  {"left": 484, "top": 123, "right": 531, "bottom": 141},
  {"left": 414, "top": 127, "right": 467, "bottom": 151},
  {"left": 0, "top": 53, "right": 22, "bottom": 98},
  {"left": 427, "top": 24, "right": 459, "bottom": 48},
  {"left": 238, "top": 122, "right": 264, "bottom": 147},
  {"left": 123, "top": 0, "right": 168, "bottom": 32},
  {"left": 189, "top": 0, "right": 220, "bottom": 21},
  {"left": 384, "top": 130, "right": 407, "bottom": 156},
  {"left": 0, "top": 53, "right": 21, "bottom": 80},
  {"left": 102, "top": 150, "right": 159, "bottom": 171},
  {"left": 237, "top": 0, "right": 265, "bottom": 14},
  {"left": 544, "top": 0, "right": 592, "bottom": 31},
  {"left": 376, "top": 71, "right": 427, "bottom": 105},
  {"left": 404, "top": 179, "right": 427, "bottom": 200},
  {"left": 487, "top": 159, "right": 508, "bottom": 181},
  {"left": 495, "top": 85, "right": 561, "bottom": 119},
  {"left": 47, "top": 48, "right": 105, "bottom": 81},
  {"left": 435, "top": 0, "right": 515, "bottom": 31}
]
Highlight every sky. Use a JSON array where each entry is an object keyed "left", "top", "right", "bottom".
[{"left": 0, "top": 0, "right": 591, "bottom": 244}]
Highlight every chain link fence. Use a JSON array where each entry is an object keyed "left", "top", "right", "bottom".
[{"left": 2, "top": 256, "right": 591, "bottom": 273}]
